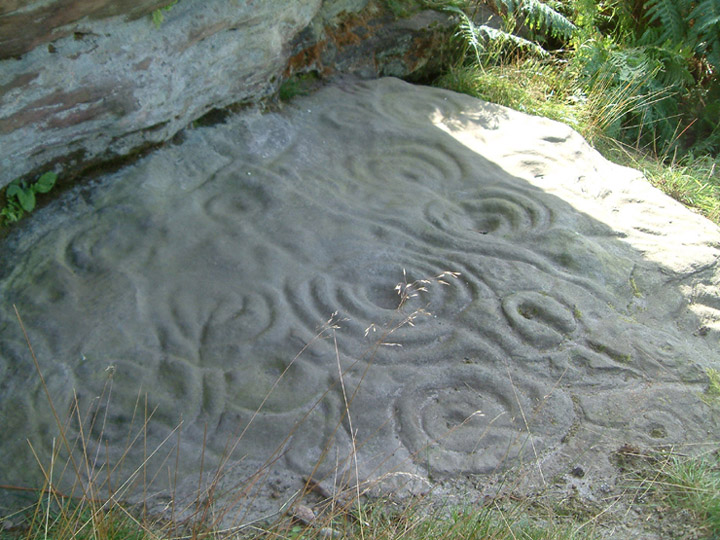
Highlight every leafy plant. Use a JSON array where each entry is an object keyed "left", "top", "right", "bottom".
[
  {"left": 447, "top": 0, "right": 575, "bottom": 69},
  {"left": 443, "top": 0, "right": 718, "bottom": 158},
  {"left": 278, "top": 72, "right": 319, "bottom": 102},
  {"left": 1, "top": 171, "right": 57, "bottom": 225},
  {"left": 151, "top": 0, "right": 178, "bottom": 29},
  {"left": 642, "top": 0, "right": 720, "bottom": 71},
  {"left": 450, "top": 6, "right": 548, "bottom": 65},
  {"left": 569, "top": 0, "right": 720, "bottom": 157},
  {"left": 494, "top": 0, "right": 576, "bottom": 41}
]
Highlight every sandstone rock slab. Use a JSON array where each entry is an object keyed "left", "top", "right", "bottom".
[{"left": 1, "top": 78, "right": 719, "bottom": 520}]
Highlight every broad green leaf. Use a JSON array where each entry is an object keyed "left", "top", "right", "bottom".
[
  {"left": 6, "top": 184, "right": 22, "bottom": 198},
  {"left": 34, "top": 171, "right": 57, "bottom": 193},
  {"left": 16, "top": 189, "right": 35, "bottom": 212}
]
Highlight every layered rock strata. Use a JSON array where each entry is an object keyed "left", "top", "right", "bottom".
[{"left": 0, "top": 0, "right": 457, "bottom": 189}]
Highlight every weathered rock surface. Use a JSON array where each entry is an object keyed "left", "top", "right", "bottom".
[
  {"left": 1, "top": 78, "right": 720, "bottom": 521},
  {"left": 0, "top": 0, "right": 457, "bottom": 189},
  {"left": 1, "top": 0, "right": 174, "bottom": 59}
]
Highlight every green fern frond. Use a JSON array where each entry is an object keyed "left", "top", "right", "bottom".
[
  {"left": 638, "top": 26, "right": 665, "bottom": 47},
  {"left": 645, "top": 0, "right": 690, "bottom": 43},
  {"left": 448, "top": 6, "right": 485, "bottom": 65},
  {"left": 522, "top": 0, "right": 576, "bottom": 39},
  {"left": 689, "top": 0, "right": 720, "bottom": 70},
  {"left": 689, "top": 0, "right": 720, "bottom": 33},
  {"left": 448, "top": 6, "right": 548, "bottom": 62},
  {"left": 495, "top": 0, "right": 576, "bottom": 39},
  {"left": 543, "top": 0, "right": 566, "bottom": 12},
  {"left": 707, "top": 44, "right": 720, "bottom": 73},
  {"left": 477, "top": 24, "right": 549, "bottom": 56},
  {"left": 606, "top": 49, "right": 655, "bottom": 82}
]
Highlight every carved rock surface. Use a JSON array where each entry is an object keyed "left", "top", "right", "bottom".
[{"left": 1, "top": 78, "right": 719, "bottom": 520}]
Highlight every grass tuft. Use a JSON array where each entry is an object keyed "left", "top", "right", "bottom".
[{"left": 436, "top": 60, "right": 578, "bottom": 126}]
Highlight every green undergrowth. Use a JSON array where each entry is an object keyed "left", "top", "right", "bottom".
[
  {"left": 659, "top": 453, "right": 720, "bottom": 535},
  {"left": 0, "top": 504, "right": 158, "bottom": 540},
  {"left": 614, "top": 445, "right": 720, "bottom": 539},
  {"left": 257, "top": 498, "right": 598, "bottom": 540},
  {"left": 5, "top": 447, "right": 720, "bottom": 540},
  {"left": 279, "top": 72, "right": 322, "bottom": 103},
  {"left": 1, "top": 171, "right": 58, "bottom": 226},
  {"left": 436, "top": 60, "right": 580, "bottom": 126}
]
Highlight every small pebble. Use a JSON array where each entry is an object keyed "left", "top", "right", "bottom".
[
  {"left": 320, "top": 527, "right": 341, "bottom": 538},
  {"left": 290, "top": 504, "right": 315, "bottom": 525}
]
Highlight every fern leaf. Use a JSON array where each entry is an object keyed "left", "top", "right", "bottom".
[
  {"left": 448, "top": 5, "right": 549, "bottom": 61},
  {"left": 689, "top": 0, "right": 720, "bottom": 66},
  {"left": 447, "top": 6, "right": 485, "bottom": 65},
  {"left": 645, "top": 0, "right": 689, "bottom": 43},
  {"left": 520, "top": 0, "right": 576, "bottom": 39},
  {"left": 706, "top": 41, "right": 720, "bottom": 72},
  {"left": 495, "top": 0, "right": 575, "bottom": 39},
  {"left": 477, "top": 24, "right": 549, "bottom": 56},
  {"left": 689, "top": 0, "right": 720, "bottom": 33},
  {"left": 687, "top": 0, "right": 720, "bottom": 71},
  {"left": 638, "top": 26, "right": 665, "bottom": 47}
]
